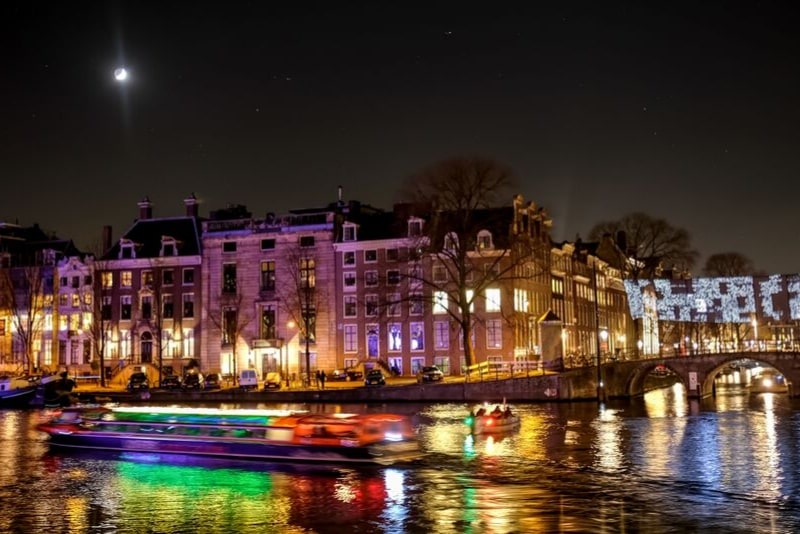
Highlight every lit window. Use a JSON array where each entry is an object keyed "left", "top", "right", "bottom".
[
  {"left": 477, "top": 230, "right": 493, "bottom": 250},
  {"left": 388, "top": 323, "right": 402, "bottom": 351},
  {"left": 485, "top": 288, "right": 501, "bottom": 312},
  {"left": 410, "top": 322, "right": 424, "bottom": 351},
  {"left": 433, "top": 291, "right": 448, "bottom": 314},
  {"left": 121, "top": 271, "right": 132, "bottom": 287}
]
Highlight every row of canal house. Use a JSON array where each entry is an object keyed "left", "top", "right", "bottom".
[{"left": 0, "top": 192, "right": 633, "bottom": 381}]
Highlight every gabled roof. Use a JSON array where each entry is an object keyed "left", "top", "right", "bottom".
[
  {"left": 102, "top": 216, "right": 202, "bottom": 260},
  {"left": 0, "top": 223, "right": 82, "bottom": 265}
]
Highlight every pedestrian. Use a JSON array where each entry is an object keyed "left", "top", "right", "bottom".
[
  {"left": 320, "top": 370, "right": 326, "bottom": 390},
  {"left": 315, "top": 370, "right": 321, "bottom": 389}
]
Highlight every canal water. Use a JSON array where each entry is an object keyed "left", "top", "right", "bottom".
[{"left": 2, "top": 384, "right": 800, "bottom": 533}]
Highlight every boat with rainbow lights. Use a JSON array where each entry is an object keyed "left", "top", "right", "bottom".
[{"left": 37, "top": 406, "right": 422, "bottom": 466}]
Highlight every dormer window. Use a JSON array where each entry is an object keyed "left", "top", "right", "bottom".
[
  {"left": 342, "top": 223, "right": 357, "bottom": 242},
  {"left": 477, "top": 230, "right": 493, "bottom": 251},
  {"left": 119, "top": 239, "right": 135, "bottom": 259},
  {"left": 161, "top": 236, "right": 178, "bottom": 257},
  {"left": 408, "top": 218, "right": 423, "bottom": 237},
  {"left": 444, "top": 232, "right": 458, "bottom": 253},
  {"left": 42, "top": 249, "right": 56, "bottom": 265}
]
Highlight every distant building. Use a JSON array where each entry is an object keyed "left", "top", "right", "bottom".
[{"left": 0, "top": 222, "right": 82, "bottom": 373}]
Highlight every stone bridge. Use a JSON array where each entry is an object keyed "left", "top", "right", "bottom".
[{"left": 594, "top": 351, "right": 800, "bottom": 399}]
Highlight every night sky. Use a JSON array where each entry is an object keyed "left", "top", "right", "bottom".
[{"left": 2, "top": 2, "right": 799, "bottom": 274}]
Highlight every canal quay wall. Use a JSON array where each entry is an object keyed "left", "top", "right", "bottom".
[{"left": 78, "top": 371, "right": 601, "bottom": 405}]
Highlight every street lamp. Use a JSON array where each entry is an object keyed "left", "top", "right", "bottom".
[{"left": 752, "top": 317, "right": 759, "bottom": 351}]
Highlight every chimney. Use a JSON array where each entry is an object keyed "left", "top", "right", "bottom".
[
  {"left": 138, "top": 196, "right": 153, "bottom": 220},
  {"left": 102, "top": 225, "right": 113, "bottom": 255},
  {"left": 184, "top": 193, "right": 198, "bottom": 218}
]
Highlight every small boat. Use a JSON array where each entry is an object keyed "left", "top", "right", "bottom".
[
  {"left": 467, "top": 403, "right": 521, "bottom": 435},
  {"left": 0, "top": 375, "right": 42, "bottom": 408},
  {"left": 37, "top": 406, "right": 422, "bottom": 466},
  {"left": 749, "top": 371, "right": 789, "bottom": 394}
]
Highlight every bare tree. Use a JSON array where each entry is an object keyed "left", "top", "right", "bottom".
[
  {"left": 702, "top": 252, "right": 757, "bottom": 351},
  {"left": 400, "top": 157, "right": 547, "bottom": 368},
  {"left": 0, "top": 264, "right": 47, "bottom": 374},
  {"left": 702, "top": 252, "right": 756, "bottom": 277},
  {"left": 275, "top": 240, "right": 327, "bottom": 387},
  {"left": 208, "top": 289, "right": 254, "bottom": 385},
  {"left": 85, "top": 258, "right": 112, "bottom": 387},
  {"left": 589, "top": 212, "right": 698, "bottom": 279}
]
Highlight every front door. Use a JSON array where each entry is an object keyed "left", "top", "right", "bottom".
[
  {"left": 366, "top": 325, "right": 379, "bottom": 358},
  {"left": 141, "top": 332, "right": 153, "bottom": 364}
]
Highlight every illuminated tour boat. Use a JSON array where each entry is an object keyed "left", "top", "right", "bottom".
[
  {"left": 37, "top": 406, "right": 422, "bottom": 465},
  {"left": 466, "top": 402, "right": 521, "bottom": 435}
]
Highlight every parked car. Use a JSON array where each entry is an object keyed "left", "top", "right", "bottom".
[
  {"left": 182, "top": 372, "right": 204, "bottom": 390},
  {"left": 417, "top": 365, "right": 444, "bottom": 383},
  {"left": 364, "top": 369, "right": 386, "bottom": 387},
  {"left": 159, "top": 374, "right": 181, "bottom": 390},
  {"left": 238, "top": 369, "right": 258, "bottom": 390},
  {"left": 330, "top": 368, "right": 363, "bottom": 381},
  {"left": 264, "top": 372, "right": 282, "bottom": 390},
  {"left": 126, "top": 372, "right": 149, "bottom": 392},
  {"left": 204, "top": 373, "right": 222, "bottom": 389}
]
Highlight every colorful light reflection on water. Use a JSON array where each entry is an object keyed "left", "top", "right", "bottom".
[{"left": 3, "top": 394, "right": 800, "bottom": 532}]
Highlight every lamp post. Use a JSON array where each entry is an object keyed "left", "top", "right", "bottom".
[
  {"left": 592, "top": 261, "right": 604, "bottom": 403},
  {"left": 752, "top": 317, "right": 758, "bottom": 351}
]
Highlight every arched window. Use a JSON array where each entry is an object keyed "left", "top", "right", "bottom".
[
  {"left": 477, "top": 230, "right": 493, "bottom": 251},
  {"left": 444, "top": 232, "right": 458, "bottom": 252}
]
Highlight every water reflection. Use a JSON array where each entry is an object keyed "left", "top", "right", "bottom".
[{"left": 2, "top": 391, "right": 800, "bottom": 532}]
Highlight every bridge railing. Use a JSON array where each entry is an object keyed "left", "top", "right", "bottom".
[{"left": 465, "top": 360, "right": 546, "bottom": 381}]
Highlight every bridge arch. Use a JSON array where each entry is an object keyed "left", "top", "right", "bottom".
[
  {"left": 603, "top": 351, "right": 799, "bottom": 399},
  {"left": 623, "top": 361, "right": 686, "bottom": 398}
]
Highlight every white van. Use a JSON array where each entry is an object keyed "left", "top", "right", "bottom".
[{"left": 238, "top": 369, "right": 258, "bottom": 390}]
